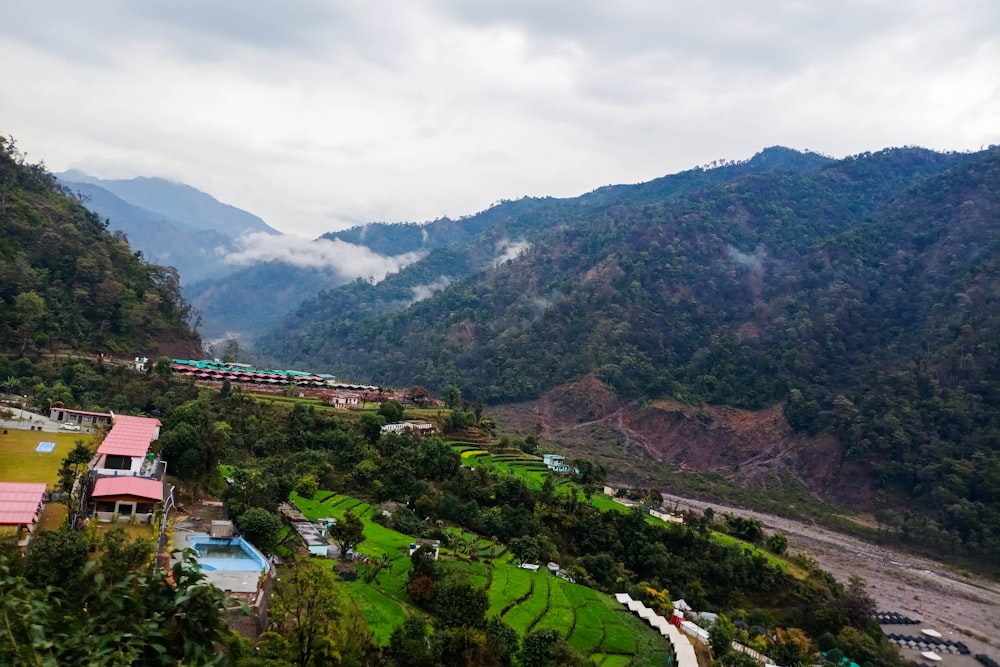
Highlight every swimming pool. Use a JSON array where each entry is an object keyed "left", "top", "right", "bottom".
[{"left": 188, "top": 536, "right": 269, "bottom": 573}]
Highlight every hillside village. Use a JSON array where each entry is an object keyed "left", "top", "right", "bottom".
[{"left": 4, "top": 355, "right": 981, "bottom": 667}]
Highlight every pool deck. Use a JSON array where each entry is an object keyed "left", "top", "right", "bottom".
[{"left": 173, "top": 528, "right": 268, "bottom": 594}]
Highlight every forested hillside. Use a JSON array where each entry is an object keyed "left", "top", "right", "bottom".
[
  {"left": 258, "top": 146, "right": 1000, "bottom": 557},
  {"left": 0, "top": 136, "right": 199, "bottom": 357}
]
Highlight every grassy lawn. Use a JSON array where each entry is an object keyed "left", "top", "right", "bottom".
[{"left": 0, "top": 429, "right": 89, "bottom": 487}]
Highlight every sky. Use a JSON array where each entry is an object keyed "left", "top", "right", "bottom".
[{"left": 3, "top": 1, "right": 999, "bottom": 241}]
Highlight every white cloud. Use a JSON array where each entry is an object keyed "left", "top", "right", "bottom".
[
  {"left": 1, "top": 1, "right": 997, "bottom": 238},
  {"left": 223, "top": 232, "right": 425, "bottom": 281},
  {"left": 410, "top": 276, "right": 455, "bottom": 304},
  {"left": 493, "top": 239, "right": 532, "bottom": 266}
]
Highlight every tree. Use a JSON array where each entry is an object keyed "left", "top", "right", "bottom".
[
  {"left": 445, "top": 385, "right": 462, "bottom": 409},
  {"left": 99, "top": 525, "right": 154, "bottom": 584},
  {"left": 378, "top": 399, "right": 404, "bottom": 423},
  {"left": 508, "top": 535, "right": 542, "bottom": 564},
  {"left": 709, "top": 614, "right": 737, "bottom": 658},
  {"left": 238, "top": 507, "right": 284, "bottom": 554},
  {"left": 388, "top": 616, "right": 435, "bottom": 667},
  {"left": 520, "top": 629, "right": 590, "bottom": 667},
  {"left": 842, "top": 574, "right": 876, "bottom": 627},
  {"left": 25, "top": 527, "right": 89, "bottom": 592},
  {"left": 14, "top": 291, "right": 45, "bottom": 355},
  {"left": 154, "top": 356, "right": 173, "bottom": 381},
  {"left": 431, "top": 576, "right": 489, "bottom": 629},
  {"left": 328, "top": 511, "right": 364, "bottom": 560},
  {"left": 57, "top": 439, "right": 93, "bottom": 519},
  {"left": 359, "top": 413, "right": 386, "bottom": 445},
  {"left": 0, "top": 547, "right": 231, "bottom": 665},
  {"left": 407, "top": 385, "right": 431, "bottom": 406},
  {"left": 267, "top": 560, "right": 372, "bottom": 667}
]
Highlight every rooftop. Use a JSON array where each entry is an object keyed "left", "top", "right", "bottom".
[
  {"left": 0, "top": 482, "right": 46, "bottom": 525},
  {"left": 92, "top": 476, "right": 164, "bottom": 501},
  {"left": 96, "top": 415, "right": 161, "bottom": 458}
]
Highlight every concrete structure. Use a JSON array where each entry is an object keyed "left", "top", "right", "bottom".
[
  {"left": 380, "top": 420, "right": 436, "bottom": 435},
  {"left": 91, "top": 415, "right": 162, "bottom": 478},
  {"left": 91, "top": 476, "right": 163, "bottom": 523},
  {"left": 0, "top": 482, "right": 46, "bottom": 547},
  {"left": 49, "top": 407, "right": 112, "bottom": 430},
  {"left": 542, "top": 453, "right": 576, "bottom": 474}
]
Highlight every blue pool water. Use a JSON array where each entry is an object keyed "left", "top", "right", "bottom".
[{"left": 188, "top": 536, "right": 269, "bottom": 572}]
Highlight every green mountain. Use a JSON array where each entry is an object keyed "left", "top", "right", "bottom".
[
  {"left": 258, "top": 145, "right": 1000, "bottom": 556},
  {"left": 0, "top": 137, "right": 199, "bottom": 357},
  {"left": 55, "top": 179, "right": 236, "bottom": 285}
]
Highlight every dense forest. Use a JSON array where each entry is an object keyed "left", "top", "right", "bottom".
[
  {"left": 257, "top": 146, "right": 1000, "bottom": 559},
  {"left": 0, "top": 136, "right": 199, "bottom": 357}
]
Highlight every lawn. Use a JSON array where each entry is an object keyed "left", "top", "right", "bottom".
[{"left": 0, "top": 429, "right": 89, "bottom": 487}]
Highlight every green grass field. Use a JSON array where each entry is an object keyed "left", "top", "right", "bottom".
[{"left": 0, "top": 429, "right": 89, "bottom": 487}]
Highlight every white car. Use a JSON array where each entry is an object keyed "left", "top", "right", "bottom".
[{"left": 60, "top": 422, "right": 81, "bottom": 431}]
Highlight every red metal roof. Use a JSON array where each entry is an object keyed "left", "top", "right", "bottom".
[
  {"left": 0, "top": 482, "right": 46, "bottom": 525},
  {"left": 96, "top": 415, "right": 161, "bottom": 458},
  {"left": 92, "top": 477, "right": 164, "bottom": 501}
]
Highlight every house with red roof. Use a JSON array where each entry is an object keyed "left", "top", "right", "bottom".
[
  {"left": 90, "top": 414, "right": 162, "bottom": 478},
  {"left": 0, "top": 482, "right": 46, "bottom": 547},
  {"left": 90, "top": 477, "right": 164, "bottom": 523},
  {"left": 87, "top": 414, "right": 166, "bottom": 522}
]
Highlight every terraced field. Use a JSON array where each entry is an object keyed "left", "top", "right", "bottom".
[{"left": 287, "top": 490, "right": 670, "bottom": 664}]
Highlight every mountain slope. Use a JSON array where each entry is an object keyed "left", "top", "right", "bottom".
[
  {"left": 259, "top": 145, "right": 1000, "bottom": 557},
  {"left": 58, "top": 180, "right": 235, "bottom": 284},
  {"left": 259, "top": 147, "right": 848, "bottom": 363},
  {"left": 0, "top": 138, "right": 200, "bottom": 357},
  {"left": 59, "top": 171, "right": 277, "bottom": 237}
]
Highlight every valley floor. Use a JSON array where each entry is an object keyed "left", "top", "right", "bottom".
[{"left": 659, "top": 493, "right": 1000, "bottom": 662}]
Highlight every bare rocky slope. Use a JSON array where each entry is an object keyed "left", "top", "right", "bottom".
[{"left": 492, "top": 375, "right": 875, "bottom": 507}]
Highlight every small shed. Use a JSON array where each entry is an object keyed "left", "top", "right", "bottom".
[{"left": 211, "top": 520, "right": 234, "bottom": 538}]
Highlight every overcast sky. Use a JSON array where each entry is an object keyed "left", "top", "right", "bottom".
[{"left": 3, "top": 1, "right": 998, "bottom": 239}]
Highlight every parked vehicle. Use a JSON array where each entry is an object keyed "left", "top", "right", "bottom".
[{"left": 60, "top": 422, "right": 81, "bottom": 431}]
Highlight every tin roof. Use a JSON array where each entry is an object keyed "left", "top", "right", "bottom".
[
  {"left": 96, "top": 415, "right": 161, "bottom": 458},
  {"left": 92, "top": 476, "right": 163, "bottom": 501},
  {"left": 0, "top": 482, "right": 46, "bottom": 525}
]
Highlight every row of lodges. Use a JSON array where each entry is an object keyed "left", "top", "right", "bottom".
[{"left": 171, "top": 359, "right": 379, "bottom": 393}]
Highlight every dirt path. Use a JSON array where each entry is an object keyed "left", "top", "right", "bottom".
[{"left": 659, "top": 492, "right": 1000, "bottom": 657}]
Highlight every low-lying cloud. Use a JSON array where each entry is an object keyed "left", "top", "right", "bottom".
[
  {"left": 493, "top": 238, "right": 531, "bottom": 266},
  {"left": 410, "top": 276, "right": 455, "bottom": 304},
  {"left": 726, "top": 244, "right": 766, "bottom": 272},
  {"left": 223, "top": 232, "right": 425, "bottom": 281}
]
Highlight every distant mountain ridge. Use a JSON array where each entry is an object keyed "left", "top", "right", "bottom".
[{"left": 58, "top": 171, "right": 278, "bottom": 237}]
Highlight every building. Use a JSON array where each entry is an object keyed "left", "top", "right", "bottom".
[
  {"left": 0, "top": 482, "right": 46, "bottom": 548},
  {"left": 327, "top": 392, "right": 361, "bottom": 408},
  {"left": 49, "top": 408, "right": 113, "bottom": 430},
  {"left": 542, "top": 453, "right": 577, "bottom": 475},
  {"left": 90, "top": 477, "right": 164, "bottom": 523},
  {"left": 380, "top": 420, "right": 436, "bottom": 435},
  {"left": 90, "top": 415, "right": 162, "bottom": 478}
]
